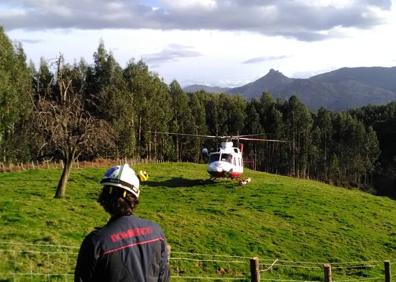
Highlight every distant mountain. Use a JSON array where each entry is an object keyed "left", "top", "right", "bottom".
[
  {"left": 311, "top": 67, "right": 396, "bottom": 92},
  {"left": 227, "top": 69, "right": 293, "bottom": 98},
  {"left": 183, "top": 84, "right": 230, "bottom": 93},
  {"left": 183, "top": 67, "right": 396, "bottom": 111}
]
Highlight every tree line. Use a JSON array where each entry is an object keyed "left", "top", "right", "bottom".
[{"left": 1, "top": 27, "right": 395, "bottom": 198}]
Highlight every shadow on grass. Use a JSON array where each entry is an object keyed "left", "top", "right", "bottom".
[{"left": 145, "top": 177, "right": 213, "bottom": 188}]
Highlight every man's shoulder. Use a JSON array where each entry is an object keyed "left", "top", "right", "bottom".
[
  {"left": 131, "top": 215, "right": 161, "bottom": 227},
  {"left": 83, "top": 225, "right": 106, "bottom": 242},
  {"left": 101, "top": 215, "right": 164, "bottom": 235},
  {"left": 123, "top": 215, "right": 165, "bottom": 235}
]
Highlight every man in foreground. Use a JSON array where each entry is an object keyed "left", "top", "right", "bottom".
[{"left": 75, "top": 164, "right": 170, "bottom": 282}]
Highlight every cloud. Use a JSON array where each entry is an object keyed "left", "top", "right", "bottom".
[
  {"left": 142, "top": 44, "right": 202, "bottom": 64},
  {"left": 17, "top": 38, "right": 43, "bottom": 44},
  {"left": 1, "top": 0, "right": 392, "bottom": 41},
  {"left": 243, "top": 55, "right": 289, "bottom": 64},
  {"left": 160, "top": 0, "right": 217, "bottom": 10}
]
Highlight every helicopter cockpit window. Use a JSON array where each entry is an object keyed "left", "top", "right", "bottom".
[
  {"left": 221, "top": 153, "right": 232, "bottom": 163},
  {"left": 209, "top": 153, "right": 220, "bottom": 163}
]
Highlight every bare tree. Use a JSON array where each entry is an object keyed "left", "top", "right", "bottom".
[{"left": 32, "top": 57, "right": 114, "bottom": 198}]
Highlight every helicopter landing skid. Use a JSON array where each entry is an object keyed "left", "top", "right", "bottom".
[
  {"left": 208, "top": 176, "right": 251, "bottom": 185},
  {"left": 237, "top": 177, "right": 251, "bottom": 186},
  {"left": 209, "top": 177, "right": 217, "bottom": 183}
]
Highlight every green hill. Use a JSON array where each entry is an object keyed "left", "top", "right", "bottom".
[{"left": 0, "top": 162, "right": 395, "bottom": 281}]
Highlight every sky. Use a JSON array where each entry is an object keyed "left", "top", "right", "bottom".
[{"left": 2, "top": 0, "right": 396, "bottom": 87}]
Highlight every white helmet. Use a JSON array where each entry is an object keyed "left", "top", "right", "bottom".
[{"left": 100, "top": 164, "right": 140, "bottom": 198}]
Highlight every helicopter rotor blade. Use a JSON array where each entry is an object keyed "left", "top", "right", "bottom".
[
  {"left": 238, "top": 137, "right": 288, "bottom": 143},
  {"left": 148, "top": 131, "right": 218, "bottom": 139},
  {"left": 148, "top": 131, "right": 287, "bottom": 143},
  {"left": 233, "top": 133, "right": 267, "bottom": 138}
]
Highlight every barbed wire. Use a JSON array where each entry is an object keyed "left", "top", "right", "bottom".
[
  {"left": 261, "top": 279, "right": 320, "bottom": 282},
  {"left": 275, "top": 260, "right": 387, "bottom": 266},
  {"left": 0, "top": 243, "right": 392, "bottom": 268},
  {"left": 0, "top": 249, "right": 78, "bottom": 255},
  {"left": 0, "top": 241, "right": 79, "bottom": 249},
  {"left": 170, "top": 257, "right": 248, "bottom": 264},
  {"left": 330, "top": 261, "right": 384, "bottom": 266},
  {"left": 261, "top": 259, "right": 279, "bottom": 272},
  {"left": 0, "top": 272, "right": 74, "bottom": 277},
  {"left": 333, "top": 276, "right": 383, "bottom": 282},
  {"left": 261, "top": 262, "right": 379, "bottom": 270},
  {"left": 331, "top": 265, "right": 376, "bottom": 270},
  {"left": 263, "top": 264, "right": 322, "bottom": 270},
  {"left": 171, "top": 251, "right": 252, "bottom": 259},
  {"left": 171, "top": 275, "right": 246, "bottom": 280},
  {"left": 0, "top": 241, "right": 392, "bottom": 282},
  {"left": 0, "top": 241, "right": 392, "bottom": 264}
]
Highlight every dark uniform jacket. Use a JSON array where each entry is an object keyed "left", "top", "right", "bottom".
[{"left": 74, "top": 215, "right": 170, "bottom": 282}]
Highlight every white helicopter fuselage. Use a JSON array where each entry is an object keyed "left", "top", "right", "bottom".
[{"left": 207, "top": 142, "right": 243, "bottom": 179}]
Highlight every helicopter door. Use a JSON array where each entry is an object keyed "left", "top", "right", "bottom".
[
  {"left": 220, "top": 153, "right": 232, "bottom": 163},
  {"left": 209, "top": 153, "right": 220, "bottom": 163},
  {"left": 237, "top": 157, "right": 242, "bottom": 167}
]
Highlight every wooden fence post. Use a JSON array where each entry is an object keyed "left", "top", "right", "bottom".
[
  {"left": 250, "top": 257, "right": 260, "bottom": 282},
  {"left": 385, "top": 260, "right": 391, "bottom": 282},
  {"left": 323, "top": 264, "right": 332, "bottom": 282}
]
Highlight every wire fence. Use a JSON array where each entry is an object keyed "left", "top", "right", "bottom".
[
  {"left": 0, "top": 241, "right": 393, "bottom": 281},
  {"left": 0, "top": 242, "right": 77, "bottom": 282}
]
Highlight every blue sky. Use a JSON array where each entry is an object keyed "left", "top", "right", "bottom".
[{"left": 2, "top": 0, "right": 396, "bottom": 87}]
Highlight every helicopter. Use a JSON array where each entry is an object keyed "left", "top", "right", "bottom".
[{"left": 150, "top": 131, "right": 286, "bottom": 185}]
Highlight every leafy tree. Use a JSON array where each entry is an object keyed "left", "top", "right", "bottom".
[
  {"left": 0, "top": 27, "right": 32, "bottom": 162},
  {"left": 283, "top": 96, "right": 313, "bottom": 177},
  {"left": 32, "top": 58, "right": 54, "bottom": 99},
  {"left": 244, "top": 100, "right": 263, "bottom": 135},
  {"left": 32, "top": 56, "right": 114, "bottom": 198},
  {"left": 169, "top": 80, "right": 194, "bottom": 161},
  {"left": 243, "top": 100, "right": 263, "bottom": 169},
  {"left": 123, "top": 60, "right": 171, "bottom": 160},
  {"left": 329, "top": 112, "right": 379, "bottom": 187},
  {"left": 84, "top": 43, "right": 129, "bottom": 158},
  {"left": 205, "top": 94, "right": 221, "bottom": 137},
  {"left": 216, "top": 94, "right": 231, "bottom": 136},
  {"left": 228, "top": 95, "right": 247, "bottom": 135},
  {"left": 312, "top": 108, "right": 333, "bottom": 181},
  {"left": 188, "top": 92, "right": 207, "bottom": 162}
]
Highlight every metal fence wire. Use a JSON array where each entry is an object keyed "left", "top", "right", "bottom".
[
  {"left": 0, "top": 242, "right": 392, "bottom": 281},
  {"left": 0, "top": 242, "right": 78, "bottom": 281}
]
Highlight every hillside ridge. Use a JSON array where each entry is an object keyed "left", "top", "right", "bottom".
[{"left": 184, "top": 66, "right": 396, "bottom": 111}]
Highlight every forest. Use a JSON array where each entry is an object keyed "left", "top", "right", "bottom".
[{"left": 1, "top": 27, "right": 395, "bottom": 198}]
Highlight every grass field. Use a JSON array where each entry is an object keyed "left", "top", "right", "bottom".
[{"left": 0, "top": 162, "right": 395, "bottom": 281}]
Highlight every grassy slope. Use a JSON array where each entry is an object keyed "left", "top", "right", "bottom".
[{"left": 0, "top": 162, "right": 395, "bottom": 281}]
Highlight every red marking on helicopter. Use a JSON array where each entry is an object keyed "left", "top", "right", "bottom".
[{"left": 208, "top": 170, "right": 242, "bottom": 179}]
